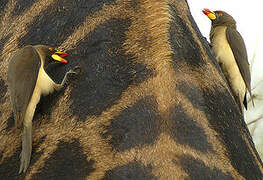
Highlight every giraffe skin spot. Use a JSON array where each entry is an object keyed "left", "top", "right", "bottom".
[
  {"left": 102, "top": 96, "right": 160, "bottom": 152},
  {"left": 169, "top": 104, "right": 214, "bottom": 153},
  {"left": 69, "top": 18, "right": 153, "bottom": 121},
  {"left": 175, "top": 155, "right": 234, "bottom": 180},
  {"left": 0, "top": 0, "right": 8, "bottom": 13},
  {"left": 0, "top": 35, "right": 12, "bottom": 61},
  {"left": 18, "top": 0, "right": 116, "bottom": 48},
  {"left": 178, "top": 81, "right": 263, "bottom": 179},
  {"left": 0, "top": 135, "right": 46, "bottom": 179},
  {"left": 0, "top": 78, "right": 7, "bottom": 119},
  {"left": 168, "top": 3, "right": 205, "bottom": 68},
  {"left": 102, "top": 162, "right": 157, "bottom": 180},
  {"left": 33, "top": 139, "right": 95, "bottom": 180},
  {"left": 12, "top": 0, "right": 36, "bottom": 16},
  {"left": 0, "top": 77, "right": 7, "bottom": 103}
]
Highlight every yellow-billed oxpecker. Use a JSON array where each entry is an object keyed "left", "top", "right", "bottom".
[
  {"left": 202, "top": 9, "right": 254, "bottom": 113},
  {"left": 8, "top": 45, "right": 79, "bottom": 173}
]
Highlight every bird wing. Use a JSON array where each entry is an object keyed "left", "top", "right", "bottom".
[
  {"left": 226, "top": 27, "right": 253, "bottom": 102},
  {"left": 8, "top": 46, "right": 41, "bottom": 128}
]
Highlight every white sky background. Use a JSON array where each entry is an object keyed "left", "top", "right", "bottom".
[{"left": 188, "top": 1, "right": 263, "bottom": 157}]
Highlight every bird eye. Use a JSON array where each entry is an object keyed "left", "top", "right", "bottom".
[
  {"left": 49, "top": 48, "right": 53, "bottom": 51},
  {"left": 218, "top": 12, "right": 223, "bottom": 16}
]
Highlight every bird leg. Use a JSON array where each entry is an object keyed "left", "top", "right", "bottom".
[{"left": 53, "top": 66, "right": 81, "bottom": 91}]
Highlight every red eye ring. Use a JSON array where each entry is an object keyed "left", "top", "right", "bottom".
[
  {"left": 49, "top": 47, "right": 53, "bottom": 51},
  {"left": 218, "top": 12, "right": 223, "bottom": 16}
]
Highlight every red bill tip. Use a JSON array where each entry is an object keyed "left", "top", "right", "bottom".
[
  {"left": 202, "top": 8, "right": 211, "bottom": 15},
  {"left": 59, "top": 52, "right": 68, "bottom": 57},
  {"left": 60, "top": 58, "right": 68, "bottom": 63}
]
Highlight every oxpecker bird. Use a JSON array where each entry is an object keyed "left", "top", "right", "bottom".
[
  {"left": 202, "top": 9, "right": 254, "bottom": 113},
  {"left": 8, "top": 45, "right": 80, "bottom": 173}
]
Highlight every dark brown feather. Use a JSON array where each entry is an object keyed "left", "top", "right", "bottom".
[
  {"left": 226, "top": 27, "right": 254, "bottom": 107},
  {"left": 8, "top": 45, "right": 41, "bottom": 128}
]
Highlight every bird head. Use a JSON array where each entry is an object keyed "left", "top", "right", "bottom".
[
  {"left": 202, "top": 9, "right": 236, "bottom": 27},
  {"left": 34, "top": 45, "right": 68, "bottom": 66},
  {"left": 49, "top": 48, "right": 68, "bottom": 64}
]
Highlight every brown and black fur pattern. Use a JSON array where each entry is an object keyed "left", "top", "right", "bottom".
[{"left": 0, "top": 0, "right": 262, "bottom": 179}]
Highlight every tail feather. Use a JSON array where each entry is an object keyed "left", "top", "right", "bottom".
[
  {"left": 243, "top": 93, "right": 247, "bottom": 110},
  {"left": 248, "top": 89, "right": 255, "bottom": 107},
  {"left": 19, "top": 122, "right": 32, "bottom": 174}
]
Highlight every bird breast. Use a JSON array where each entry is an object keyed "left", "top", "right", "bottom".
[
  {"left": 28, "top": 64, "right": 55, "bottom": 109},
  {"left": 35, "top": 65, "right": 55, "bottom": 96}
]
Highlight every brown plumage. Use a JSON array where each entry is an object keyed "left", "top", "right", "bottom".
[
  {"left": 8, "top": 45, "right": 80, "bottom": 173},
  {"left": 203, "top": 9, "right": 254, "bottom": 112}
]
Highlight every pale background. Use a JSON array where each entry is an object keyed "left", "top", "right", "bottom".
[{"left": 188, "top": 1, "right": 263, "bottom": 158}]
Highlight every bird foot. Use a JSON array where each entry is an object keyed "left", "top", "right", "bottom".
[
  {"left": 68, "top": 66, "right": 81, "bottom": 75},
  {"left": 61, "top": 66, "right": 81, "bottom": 87}
]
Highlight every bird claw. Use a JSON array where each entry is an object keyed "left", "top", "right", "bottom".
[
  {"left": 67, "top": 66, "right": 81, "bottom": 75},
  {"left": 62, "top": 66, "right": 81, "bottom": 86},
  {"left": 73, "top": 66, "right": 81, "bottom": 74}
]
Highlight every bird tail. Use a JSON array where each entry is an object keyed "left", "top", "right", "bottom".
[
  {"left": 19, "top": 121, "right": 32, "bottom": 173},
  {"left": 248, "top": 89, "right": 255, "bottom": 107}
]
